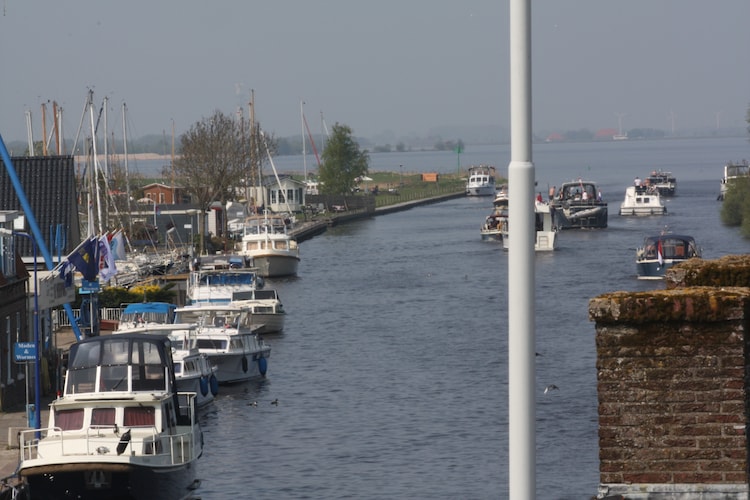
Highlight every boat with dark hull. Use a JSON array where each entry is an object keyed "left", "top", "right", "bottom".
[
  {"left": 17, "top": 334, "right": 203, "bottom": 499},
  {"left": 550, "top": 179, "right": 608, "bottom": 229},
  {"left": 645, "top": 170, "right": 676, "bottom": 197},
  {"left": 635, "top": 233, "right": 701, "bottom": 279}
]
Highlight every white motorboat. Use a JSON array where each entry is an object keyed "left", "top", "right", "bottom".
[
  {"left": 619, "top": 186, "right": 667, "bottom": 216},
  {"left": 17, "top": 334, "right": 203, "bottom": 499},
  {"left": 186, "top": 268, "right": 285, "bottom": 333},
  {"left": 501, "top": 200, "right": 558, "bottom": 252},
  {"left": 465, "top": 165, "right": 497, "bottom": 196},
  {"left": 115, "top": 301, "right": 176, "bottom": 331},
  {"left": 635, "top": 233, "right": 701, "bottom": 279},
  {"left": 174, "top": 304, "right": 271, "bottom": 384},
  {"left": 719, "top": 160, "right": 750, "bottom": 201},
  {"left": 480, "top": 187, "right": 508, "bottom": 241},
  {"left": 237, "top": 211, "right": 300, "bottom": 277}
]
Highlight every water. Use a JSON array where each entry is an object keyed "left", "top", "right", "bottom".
[{"left": 193, "top": 137, "right": 750, "bottom": 499}]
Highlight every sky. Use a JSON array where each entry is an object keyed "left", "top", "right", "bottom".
[{"left": 1, "top": 0, "right": 749, "bottom": 145}]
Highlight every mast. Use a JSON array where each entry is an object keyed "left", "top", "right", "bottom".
[
  {"left": 122, "top": 102, "right": 134, "bottom": 242},
  {"left": 301, "top": 100, "right": 307, "bottom": 182},
  {"left": 25, "top": 110, "right": 33, "bottom": 156},
  {"left": 41, "top": 102, "right": 48, "bottom": 156}
]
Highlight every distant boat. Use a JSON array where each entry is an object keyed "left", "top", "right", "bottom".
[
  {"left": 465, "top": 165, "right": 497, "bottom": 196},
  {"left": 645, "top": 170, "right": 677, "bottom": 197},
  {"left": 480, "top": 186, "right": 508, "bottom": 241},
  {"left": 718, "top": 160, "right": 750, "bottom": 201}
]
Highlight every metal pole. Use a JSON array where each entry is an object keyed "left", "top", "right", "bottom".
[{"left": 508, "top": 0, "right": 536, "bottom": 497}]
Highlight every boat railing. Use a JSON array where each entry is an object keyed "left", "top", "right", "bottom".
[{"left": 19, "top": 423, "right": 198, "bottom": 466}]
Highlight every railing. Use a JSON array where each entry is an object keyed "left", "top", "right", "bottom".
[{"left": 54, "top": 307, "right": 122, "bottom": 328}]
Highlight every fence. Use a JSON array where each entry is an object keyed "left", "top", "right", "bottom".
[{"left": 54, "top": 307, "right": 122, "bottom": 328}]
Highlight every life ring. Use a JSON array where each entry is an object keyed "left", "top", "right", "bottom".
[
  {"left": 241, "top": 356, "right": 249, "bottom": 373},
  {"left": 209, "top": 374, "right": 219, "bottom": 396},
  {"left": 200, "top": 376, "right": 209, "bottom": 396},
  {"left": 258, "top": 356, "right": 268, "bottom": 377}
]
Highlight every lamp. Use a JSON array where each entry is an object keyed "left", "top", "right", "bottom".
[{"left": 0, "top": 228, "right": 41, "bottom": 429}]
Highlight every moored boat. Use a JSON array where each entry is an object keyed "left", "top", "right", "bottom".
[
  {"left": 465, "top": 165, "right": 497, "bottom": 196},
  {"left": 619, "top": 186, "right": 667, "bottom": 216},
  {"left": 17, "top": 334, "right": 203, "bottom": 499},
  {"left": 550, "top": 179, "right": 608, "bottom": 229},
  {"left": 173, "top": 304, "right": 271, "bottom": 384},
  {"left": 237, "top": 211, "right": 300, "bottom": 277},
  {"left": 635, "top": 233, "right": 701, "bottom": 279}
]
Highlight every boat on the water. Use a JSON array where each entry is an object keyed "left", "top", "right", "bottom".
[
  {"left": 116, "top": 302, "right": 176, "bottom": 331},
  {"left": 480, "top": 188, "right": 508, "bottom": 241},
  {"left": 645, "top": 170, "right": 676, "bottom": 197},
  {"left": 549, "top": 179, "right": 608, "bottom": 229},
  {"left": 619, "top": 186, "right": 667, "bottom": 216},
  {"left": 17, "top": 334, "right": 203, "bottom": 499},
  {"left": 173, "top": 304, "right": 271, "bottom": 384},
  {"left": 718, "top": 160, "right": 750, "bottom": 201},
  {"left": 501, "top": 199, "right": 558, "bottom": 252},
  {"left": 237, "top": 211, "right": 300, "bottom": 277},
  {"left": 635, "top": 233, "right": 701, "bottom": 279},
  {"left": 465, "top": 165, "right": 497, "bottom": 196}
]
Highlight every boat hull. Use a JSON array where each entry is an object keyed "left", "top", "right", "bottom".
[
  {"left": 208, "top": 349, "right": 271, "bottom": 384},
  {"left": 250, "top": 253, "right": 300, "bottom": 278},
  {"left": 636, "top": 259, "right": 682, "bottom": 279},
  {"left": 22, "top": 461, "right": 198, "bottom": 500},
  {"left": 466, "top": 185, "right": 495, "bottom": 196},
  {"left": 619, "top": 206, "right": 666, "bottom": 216},
  {"left": 552, "top": 204, "right": 608, "bottom": 229}
]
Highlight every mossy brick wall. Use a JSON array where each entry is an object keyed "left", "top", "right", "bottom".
[{"left": 589, "top": 287, "right": 750, "bottom": 487}]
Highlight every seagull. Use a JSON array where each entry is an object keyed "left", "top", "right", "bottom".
[
  {"left": 270, "top": 398, "right": 279, "bottom": 406},
  {"left": 248, "top": 401, "right": 257, "bottom": 407},
  {"left": 544, "top": 384, "right": 559, "bottom": 394}
]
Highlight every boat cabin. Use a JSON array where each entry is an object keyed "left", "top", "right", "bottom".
[{"left": 639, "top": 235, "right": 700, "bottom": 260}]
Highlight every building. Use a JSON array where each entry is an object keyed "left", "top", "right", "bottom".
[{"left": 247, "top": 175, "right": 306, "bottom": 214}]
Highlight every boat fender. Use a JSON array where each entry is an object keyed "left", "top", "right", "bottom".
[
  {"left": 200, "top": 376, "right": 209, "bottom": 396},
  {"left": 258, "top": 356, "right": 268, "bottom": 377},
  {"left": 210, "top": 374, "right": 219, "bottom": 396},
  {"left": 242, "top": 356, "right": 249, "bottom": 373}
]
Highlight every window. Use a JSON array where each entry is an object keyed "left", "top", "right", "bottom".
[
  {"left": 91, "top": 408, "right": 116, "bottom": 426},
  {"left": 124, "top": 406, "right": 155, "bottom": 427},
  {"left": 55, "top": 409, "right": 84, "bottom": 430}
]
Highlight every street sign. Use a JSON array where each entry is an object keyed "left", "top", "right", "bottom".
[
  {"left": 14, "top": 342, "right": 36, "bottom": 362},
  {"left": 38, "top": 271, "right": 76, "bottom": 309},
  {"left": 79, "top": 279, "right": 101, "bottom": 294}
]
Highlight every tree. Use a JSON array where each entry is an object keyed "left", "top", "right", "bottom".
[
  {"left": 172, "top": 110, "right": 250, "bottom": 254},
  {"left": 319, "top": 123, "right": 369, "bottom": 195}
]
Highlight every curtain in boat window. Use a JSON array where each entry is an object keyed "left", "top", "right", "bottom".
[
  {"left": 55, "top": 409, "right": 84, "bottom": 430},
  {"left": 91, "top": 408, "right": 116, "bottom": 426},
  {"left": 124, "top": 406, "right": 155, "bottom": 427}
]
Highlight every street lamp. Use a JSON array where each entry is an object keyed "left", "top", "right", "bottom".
[{"left": 0, "top": 229, "right": 41, "bottom": 430}]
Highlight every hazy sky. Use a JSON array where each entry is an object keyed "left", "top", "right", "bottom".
[{"left": 1, "top": 0, "right": 748, "bottom": 144}]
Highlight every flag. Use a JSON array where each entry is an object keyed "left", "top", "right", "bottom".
[
  {"left": 109, "top": 231, "right": 126, "bottom": 261},
  {"left": 657, "top": 240, "right": 663, "bottom": 266},
  {"left": 67, "top": 237, "right": 99, "bottom": 281},
  {"left": 98, "top": 235, "right": 117, "bottom": 281}
]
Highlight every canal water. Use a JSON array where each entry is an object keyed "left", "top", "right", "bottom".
[{"left": 194, "top": 137, "right": 750, "bottom": 499}]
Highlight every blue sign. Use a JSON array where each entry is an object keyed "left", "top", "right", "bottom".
[
  {"left": 14, "top": 342, "right": 36, "bottom": 362},
  {"left": 79, "top": 279, "right": 101, "bottom": 294}
]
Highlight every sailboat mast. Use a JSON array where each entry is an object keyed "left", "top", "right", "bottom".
[
  {"left": 301, "top": 100, "right": 307, "bottom": 181},
  {"left": 88, "top": 92, "right": 103, "bottom": 236},
  {"left": 122, "top": 103, "right": 133, "bottom": 241}
]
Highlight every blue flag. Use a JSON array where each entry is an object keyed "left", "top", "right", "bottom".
[{"left": 67, "top": 237, "right": 99, "bottom": 281}]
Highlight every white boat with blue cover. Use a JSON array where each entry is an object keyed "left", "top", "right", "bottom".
[{"left": 17, "top": 334, "right": 203, "bottom": 499}]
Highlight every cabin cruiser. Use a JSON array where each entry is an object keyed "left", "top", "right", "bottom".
[
  {"left": 465, "top": 165, "right": 497, "bottom": 196},
  {"left": 17, "top": 334, "right": 203, "bottom": 499},
  {"left": 501, "top": 200, "right": 557, "bottom": 252},
  {"left": 237, "top": 211, "right": 300, "bottom": 277},
  {"left": 635, "top": 233, "right": 701, "bottom": 279},
  {"left": 174, "top": 304, "right": 271, "bottom": 384},
  {"left": 645, "top": 170, "right": 676, "bottom": 197},
  {"left": 718, "top": 160, "right": 750, "bottom": 201},
  {"left": 550, "top": 179, "right": 608, "bottom": 229},
  {"left": 619, "top": 186, "right": 666, "bottom": 216}
]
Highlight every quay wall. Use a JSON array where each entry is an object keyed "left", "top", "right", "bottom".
[{"left": 589, "top": 257, "right": 750, "bottom": 498}]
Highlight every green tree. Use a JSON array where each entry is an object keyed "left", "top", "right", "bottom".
[
  {"left": 319, "top": 123, "right": 369, "bottom": 195},
  {"left": 172, "top": 110, "right": 249, "bottom": 254},
  {"left": 721, "top": 177, "right": 750, "bottom": 238}
]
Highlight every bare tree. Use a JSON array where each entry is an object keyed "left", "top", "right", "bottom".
[{"left": 172, "top": 110, "right": 249, "bottom": 254}]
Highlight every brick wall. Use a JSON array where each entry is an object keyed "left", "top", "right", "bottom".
[{"left": 589, "top": 287, "right": 750, "bottom": 497}]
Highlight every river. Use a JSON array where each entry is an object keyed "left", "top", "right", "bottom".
[{"left": 192, "top": 137, "right": 749, "bottom": 499}]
